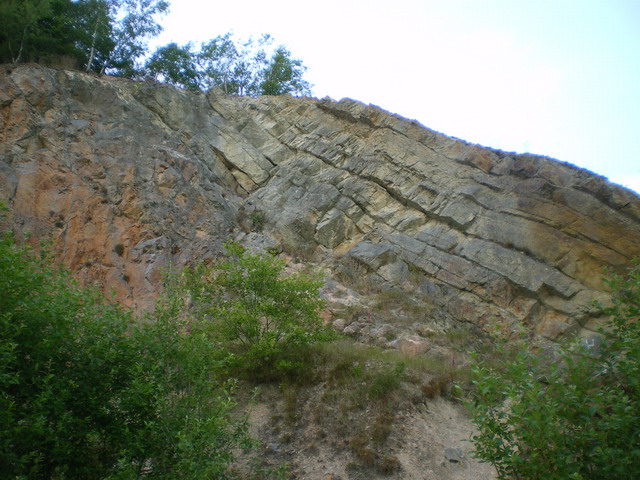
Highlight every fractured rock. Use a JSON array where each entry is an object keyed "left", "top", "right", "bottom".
[{"left": 1, "top": 64, "right": 639, "bottom": 337}]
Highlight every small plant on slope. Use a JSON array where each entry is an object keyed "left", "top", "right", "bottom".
[{"left": 176, "top": 241, "right": 332, "bottom": 381}]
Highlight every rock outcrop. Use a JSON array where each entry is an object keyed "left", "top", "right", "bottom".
[{"left": 2, "top": 64, "right": 639, "bottom": 338}]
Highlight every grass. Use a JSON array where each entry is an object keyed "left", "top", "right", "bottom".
[
  {"left": 372, "top": 288, "right": 427, "bottom": 319},
  {"left": 441, "top": 328, "right": 476, "bottom": 351},
  {"left": 333, "top": 257, "right": 377, "bottom": 294},
  {"left": 332, "top": 257, "right": 438, "bottom": 330},
  {"left": 245, "top": 337, "right": 479, "bottom": 473},
  {"left": 421, "top": 370, "right": 458, "bottom": 399},
  {"left": 248, "top": 209, "right": 266, "bottom": 232}
]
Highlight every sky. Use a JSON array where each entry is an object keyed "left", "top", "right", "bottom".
[{"left": 151, "top": 0, "right": 640, "bottom": 194}]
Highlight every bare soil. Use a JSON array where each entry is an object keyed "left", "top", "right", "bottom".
[{"left": 236, "top": 384, "right": 497, "bottom": 480}]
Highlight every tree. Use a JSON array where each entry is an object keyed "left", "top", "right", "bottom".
[
  {"left": 231, "top": 34, "right": 272, "bottom": 96},
  {"left": 260, "top": 46, "right": 311, "bottom": 96},
  {"left": 151, "top": 33, "right": 313, "bottom": 97},
  {"left": 466, "top": 264, "right": 640, "bottom": 480},
  {"left": 176, "top": 242, "right": 331, "bottom": 380},
  {"left": 104, "top": 0, "right": 169, "bottom": 76},
  {"left": 0, "top": 0, "right": 50, "bottom": 63},
  {"left": 0, "top": 0, "right": 82, "bottom": 65},
  {"left": 197, "top": 33, "right": 272, "bottom": 96},
  {"left": 146, "top": 42, "right": 200, "bottom": 90},
  {"left": 0, "top": 206, "right": 248, "bottom": 478},
  {"left": 197, "top": 33, "right": 240, "bottom": 93},
  {"left": 77, "top": 0, "right": 169, "bottom": 75},
  {"left": 0, "top": 0, "right": 311, "bottom": 95},
  {"left": 0, "top": 0, "right": 168, "bottom": 76},
  {"left": 72, "top": 0, "right": 114, "bottom": 72}
]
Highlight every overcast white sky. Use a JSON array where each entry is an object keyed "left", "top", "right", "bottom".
[{"left": 152, "top": 0, "right": 640, "bottom": 193}]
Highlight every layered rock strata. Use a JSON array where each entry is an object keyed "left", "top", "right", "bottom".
[{"left": 1, "top": 64, "right": 639, "bottom": 337}]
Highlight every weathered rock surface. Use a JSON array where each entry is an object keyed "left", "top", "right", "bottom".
[{"left": 2, "top": 64, "right": 640, "bottom": 337}]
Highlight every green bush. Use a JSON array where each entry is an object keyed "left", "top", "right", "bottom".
[
  {"left": 466, "top": 264, "right": 640, "bottom": 480},
  {"left": 248, "top": 209, "right": 267, "bottom": 232},
  {"left": 175, "top": 241, "right": 332, "bottom": 381},
  {"left": 368, "top": 363, "right": 405, "bottom": 400},
  {"left": 0, "top": 225, "right": 248, "bottom": 478}
]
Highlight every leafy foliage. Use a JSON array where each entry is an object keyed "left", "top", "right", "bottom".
[
  {"left": 174, "top": 241, "right": 331, "bottom": 380},
  {"left": 0, "top": 2, "right": 311, "bottom": 96},
  {"left": 145, "top": 42, "right": 200, "bottom": 90},
  {"left": 466, "top": 264, "right": 640, "bottom": 480},
  {"left": 0, "top": 0, "right": 80, "bottom": 65},
  {"left": 196, "top": 33, "right": 269, "bottom": 96},
  {"left": 104, "top": 0, "right": 169, "bottom": 76},
  {"left": 147, "top": 33, "right": 311, "bottom": 96},
  {"left": 0, "top": 0, "right": 168, "bottom": 75},
  {"left": 0, "top": 218, "right": 248, "bottom": 478},
  {"left": 260, "top": 46, "right": 310, "bottom": 96}
]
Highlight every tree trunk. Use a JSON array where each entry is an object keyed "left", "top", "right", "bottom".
[
  {"left": 12, "top": 26, "right": 29, "bottom": 64},
  {"left": 85, "top": 18, "right": 101, "bottom": 72}
]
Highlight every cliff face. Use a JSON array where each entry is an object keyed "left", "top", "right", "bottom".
[{"left": 2, "top": 64, "right": 640, "bottom": 338}]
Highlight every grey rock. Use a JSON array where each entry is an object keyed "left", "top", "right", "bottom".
[
  {"left": 1, "top": 64, "right": 639, "bottom": 338},
  {"left": 315, "top": 208, "right": 354, "bottom": 248},
  {"left": 332, "top": 318, "right": 347, "bottom": 330},
  {"left": 444, "top": 447, "right": 465, "bottom": 463},
  {"left": 240, "top": 232, "right": 280, "bottom": 255}
]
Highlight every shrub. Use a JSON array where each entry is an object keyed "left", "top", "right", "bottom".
[
  {"left": 466, "top": 263, "right": 640, "bottom": 480},
  {"left": 378, "top": 455, "right": 401, "bottom": 474},
  {"left": 248, "top": 209, "right": 267, "bottom": 232},
  {"left": 368, "top": 363, "right": 405, "bottom": 400},
  {"left": 421, "top": 370, "right": 457, "bottom": 399},
  {"left": 0, "top": 225, "right": 248, "bottom": 478},
  {"left": 113, "top": 243, "right": 125, "bottom": 256},
  {"left": 175, "top": 241, "right": 332, "bottom": 380}
]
